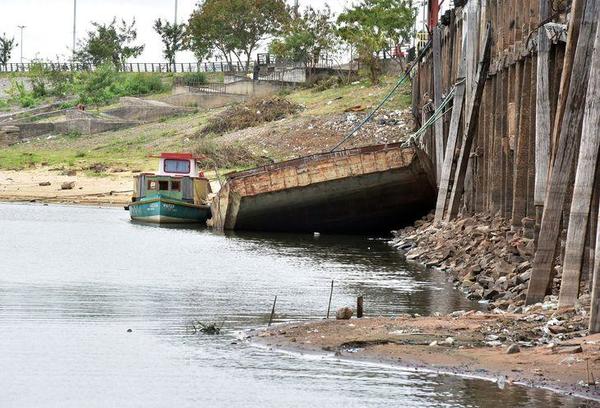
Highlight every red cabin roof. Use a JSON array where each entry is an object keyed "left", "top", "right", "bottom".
[{"left": 149, "top": 153, "right": 203, "bottom": 160}]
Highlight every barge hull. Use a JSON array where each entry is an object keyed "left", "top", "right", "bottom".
[{"left": 212, "top": 144, "right": 436, "bottom": 233}]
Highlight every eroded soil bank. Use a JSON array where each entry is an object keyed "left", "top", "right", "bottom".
[{"left": 252, "top": 311, "right": 600, "bottom": 402}]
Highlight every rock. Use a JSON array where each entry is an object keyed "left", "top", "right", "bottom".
[
  {"left": 548, "top": 325, "right": 569, "bottom": 335},
  {"left": 38, "top": 181, "right": 51, "bottom": 186},
  {"left": 336, "top": 307, "right": 353, "bottom": 320},
  {"left": 61, "top": 181, "right": 75, "bottom": 190},
  {"left": 506, "top": 344, "right": 520, "bottom": 354},
  {"left": 66, "top": 170, "right": 77, "bottom": 176},
  {"left": 557, "top": 345, "right": 583, "bottom": 354},
  {"left": 517, "top": 270, "right": 532, "bottom": 284},
  {"left": 127, "top": 328, "right": 132, "bottom": 333},
  {"left": 444, "top": 337, "right": 455, "bottom": 345},
  {"left": 429, "top": 340, "right": 438, "bottom": 347},
  {"left": 484, "top": 288, "right": 501, "bottom": 301}
]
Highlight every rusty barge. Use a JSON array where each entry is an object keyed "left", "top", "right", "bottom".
[{"left": 210, "top": 143, "right": 436, "bottom": 234}]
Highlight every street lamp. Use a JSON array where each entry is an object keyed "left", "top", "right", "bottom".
[
  {"left": 73, "top": 0, "right": 77, "bottom": 60},
  {"left": 17, "top": 25, "right": 26, "bottom": 63}
]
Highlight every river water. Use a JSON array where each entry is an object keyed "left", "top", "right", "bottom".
[{"left": 0, "top": 203, "right": 593, "bottom": 407}]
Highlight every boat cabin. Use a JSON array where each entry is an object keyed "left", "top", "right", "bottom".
[{"left": 131, "top": 153, "right": 212, "bottom": 204}]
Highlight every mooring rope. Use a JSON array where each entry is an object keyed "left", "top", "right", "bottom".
[
  {"left": 330, "top": 40, "right": 433, "bottom": 152},
  {"left": 402, "top": 78, "right": 464, "bottom": 147}
]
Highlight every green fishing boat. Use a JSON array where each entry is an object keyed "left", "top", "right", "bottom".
[{"left": 127, "top": 153, "right": 212, "bottom": 224}]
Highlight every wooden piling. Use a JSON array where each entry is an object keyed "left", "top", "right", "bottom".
[
  {"left": 357, "top": 296, "right": 364, "bottom": 318},
  {"left": 527, "top": 0, "right": 599, "bottom": 305}
]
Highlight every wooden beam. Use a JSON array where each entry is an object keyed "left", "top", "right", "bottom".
[
  {"left": 534, "top": 0, "right": 552, "bottom": 227},
  {"left": 560, "top": 15, "right": 600, "bottom": 307},
  {"left": 526, "top": 0, "right": 599, "bottom": 305},
  {"left": 590, "top": 201, "right": 600, "bottom": 333},
  {"left": 511, "top": 58, "right": 531, "bottom": 228},
  {"left": 434, "top": 27, "right": 468, "bottom": 222},
  {"left": 433, "top": 27, "right": 445, "bottom": 184},
  {"left": 446, "top": 24, "right": 493, "bottom": 220}
]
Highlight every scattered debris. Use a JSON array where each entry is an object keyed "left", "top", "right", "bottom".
[
  {"left": 201, "top": 96, "right": 302, "bottom": 135},
  {"left": 191, "top": 321, "right": 223, "bottom": 335}
]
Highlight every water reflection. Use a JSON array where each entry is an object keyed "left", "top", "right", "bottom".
[{"left": 0, "top": 203, "right": 593, "bottom": 407}]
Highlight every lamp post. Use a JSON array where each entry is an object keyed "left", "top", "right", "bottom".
[
  {"left": 73, "top": 0, "right": 77, "bottom": 60},
  {"left": 17, "top": 25, "right": 26, "bottom": 63},
  {"left": 173, "top": 0, "right": 178, "bottom": 68}
]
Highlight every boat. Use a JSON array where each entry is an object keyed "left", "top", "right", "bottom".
[
  {"left": 127, "top": 153, "right": 212, "bottom": 224},
  {"left": 210, "top": 143, "right": 436, "bottom": 233}
]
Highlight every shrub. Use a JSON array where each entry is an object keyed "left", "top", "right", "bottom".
[
  {"left": 74, "top": 64, "right": 119, "bottom": 106},
  {"left": 116, "top": 73, "right": 165, "bottom": 96},
  {"left": 7, "top": 80, "right": 38, "bottom": 108},
  {"left": 181, "top": 72, "right": 207, "bottom": 86}
]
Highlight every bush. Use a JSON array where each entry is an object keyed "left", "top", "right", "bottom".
[
  {"left": 181, "top": 72, "right": 207, "bottom": 86},
  {"left": 7, "top": 80, "right": 39, "bottom": 108},
  {"left": 74, "top": 64, "right": 119, "bottom": 106},
  {"left": 116, "top": 73, "right": 165, "bottom": 96},
  {"left": 75, "top": 67, "right": 167, "bottom": 106},
  {"left": 28, "top": 62, "right": 75, "bottom": 98}
]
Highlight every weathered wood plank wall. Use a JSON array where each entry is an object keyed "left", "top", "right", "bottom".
[{"left": 411, "top": 0, "right": 600, "bottom": 330}]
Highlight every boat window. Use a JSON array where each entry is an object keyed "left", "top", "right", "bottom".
[
  {"left": 164, "top": 159, "right": 190, "bottom": 174},
  {"left": 147, "top": 180, "right": 157, "bottom": 190},
  {"left": 171, "top": 180, "right": 181, "bottom": 191},
  {"left": 158, "top": 180, "right": 169, "bottom": 190}
]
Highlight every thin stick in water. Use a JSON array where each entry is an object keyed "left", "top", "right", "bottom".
[
  {"left": 326, "top": 280, "right": 334, "bottom": 319},
  {"left": 268, "top": 295, "right": 277, "bottom": 327}
]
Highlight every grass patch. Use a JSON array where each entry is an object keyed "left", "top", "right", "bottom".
[{"left": 288, "top": 75, "right": 412, "bottom": 116}]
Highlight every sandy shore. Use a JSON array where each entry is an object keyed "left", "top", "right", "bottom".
[
  {"left": 251, "top": 313, "right": 600, "bottom": 401},
  {"left": 0, "top": 169, "right": 133, "bottom": 205}
]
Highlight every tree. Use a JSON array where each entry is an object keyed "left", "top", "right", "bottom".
[
  {"left": 337, "top": 0, "right": 416, "bottom": 84},
  {"left": 153, "top": 18, "right": 186, "bottom": 69},
  {"left": 269, "top": 6, "right": 338, "bottom": 79},
  {"left": 0, "top": 33, "right": 17, "bottom": 65},
  {"left": 187, "top": 0, "right": 289, "bottom": 71},
  {"left": 75, "top": 18, "right": 144, "bottom": 69}
]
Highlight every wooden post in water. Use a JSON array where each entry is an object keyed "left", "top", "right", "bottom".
[
  {"left": 268, "top": 295, "right": 277, "bottom": 327},
  {"left": 527, "top": 0, "right": 599, "bottom": 305},
  {"left": 326, "top": 280, "right": 334, "bottom": 319},
  {"left": 357, "top": 296, "right": 364, "bottom": 318}
]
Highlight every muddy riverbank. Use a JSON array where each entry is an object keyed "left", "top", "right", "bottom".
[
  {"left": 0, "top": 169, "right": 133, "bottom": 205},
  {"left": 251, "top": 311, "right": 600, "bottom": 402}
]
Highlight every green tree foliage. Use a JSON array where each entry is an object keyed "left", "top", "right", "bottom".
[
  {"left": 337, "top": 0, "right": 416, "bottom": 84},
  {"left": 269, "top": 6, "right": 338, "bottom": 79},
  {"left": 187, "top": 0, "right": 289, "bottom": 70},
  {"left": 74, "top": 18, "right": 145, "bottom": 69},
  {"left": 153, "top": 18, "right": 187, "bottom": 68},
  {"left": 0, "top": 33, "right": 17, "bottom": 64}
]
